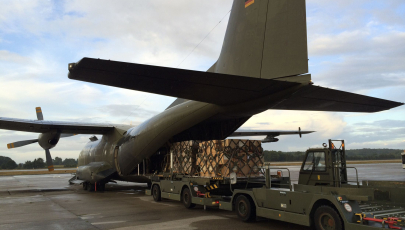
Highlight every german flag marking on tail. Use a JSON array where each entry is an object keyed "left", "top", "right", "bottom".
[
  {"left": 245, "top": 0, "right": 254, "bottom": 8},
  {"left": 7, "top": 143, "right": 14, "bottom": 149},
  {"left": 48, "top": 165, "right": 54, "bottom": 171}
]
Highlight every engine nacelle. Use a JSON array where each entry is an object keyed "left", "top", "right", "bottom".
[
  {"left": 262, "top": 135, "right": 279, "bottom": 143},
  {"left": 38, "top": 132, "right": 61, "bottom": 150}
]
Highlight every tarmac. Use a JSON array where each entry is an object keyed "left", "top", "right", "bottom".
[{"left": 0, "top": 163, "right": 403, "bottom": 230}]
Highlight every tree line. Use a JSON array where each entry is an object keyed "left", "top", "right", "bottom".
[
  {"left": 263, "top": 148, "right": 404, "bottom": 162},
  {"left": 0, "top": 156, "right": 78, "bottom": 170}
]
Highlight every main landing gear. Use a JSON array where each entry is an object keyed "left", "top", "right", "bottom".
[{"left": 82, "top": 182, "right": 106, "bottom": 192}]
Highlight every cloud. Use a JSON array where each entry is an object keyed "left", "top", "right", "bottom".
[
  {"left": 306, "top": 1, "right": 405, "bottom": 93},
  {"left": 240, "top": 110, "right": 347, "bottom": 151},
  {"left": 0, "top": 0, "right": 232, "bottom": 70},
  {"left": 97, "top": 104, "right": 159, "bottom": 120}
]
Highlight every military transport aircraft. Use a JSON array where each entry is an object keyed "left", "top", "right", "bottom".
[{"left": 1, "top": 0, "right": 403, "bottom": 190}]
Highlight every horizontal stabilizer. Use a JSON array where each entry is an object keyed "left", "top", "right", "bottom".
[
  {"left": 271, "top": 85, "right": 403, "bottom": 113},
  {"left": 0, "top": 117, "right": 117, "bottom": 134},
  {"left": 68, "top": 58, "right": 301, "bottom": 106},
  {"left": 68, "top": 58, "right": 403, "bottom": 113},
  {"left": 229, "top": 130, "right": 314, "bottom": 137}
]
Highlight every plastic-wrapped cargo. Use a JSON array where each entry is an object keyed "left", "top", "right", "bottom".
[{"left": 166, "top": 139, "right": 264, "bottom": 178}]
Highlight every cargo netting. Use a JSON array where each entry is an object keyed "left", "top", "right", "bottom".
[{"left": 163, "top": 139, "right": 264, "bottom": 178}]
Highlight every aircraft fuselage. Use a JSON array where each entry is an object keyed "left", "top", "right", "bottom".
[{"left": 77, "top": 100, "right": 221, "bottom": 179}]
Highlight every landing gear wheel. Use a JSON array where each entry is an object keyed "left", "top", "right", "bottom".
[
  {"left": 82, "top": 182, "right": 88, "bottom": 190},
  {"left": 235, "top": 195, "right": 256, "bottom": 222},
  {"left": 87, "top": 183, "right": 95, "bottom": 192},
  {"left": 314, "top": 206, "right": 343, "bottom": 230},
  {"left": 98, "top": 183, "right": 106, "bottom": 191},
  {"left": 182, "top": 187, "right": 195, "bottom": 209},
  {"left": 152, "top": 185, "right": 161, "bottom": 202}
]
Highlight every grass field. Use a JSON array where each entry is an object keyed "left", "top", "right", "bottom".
[
  {"left": 271, "top": 159, "right": 402, "bottom": 166},
  {"left": 0, "top": 169, "right": 76, "bottom": 176}
]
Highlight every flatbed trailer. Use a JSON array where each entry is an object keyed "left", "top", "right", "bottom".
[{"left": 146, "top": 140, "right": 405, "bottom": 230}]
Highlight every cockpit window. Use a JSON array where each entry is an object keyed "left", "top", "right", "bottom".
[{"left": 303, "top": 151, "right": 326, "bottom": 172}]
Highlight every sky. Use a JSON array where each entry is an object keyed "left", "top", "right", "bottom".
[{"left": 0, "top": 0, "right": 404, "bottom": 164}]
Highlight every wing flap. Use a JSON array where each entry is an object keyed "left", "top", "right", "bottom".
[{"left": 0, "top": 117, "right": 116, "bottom": 134}]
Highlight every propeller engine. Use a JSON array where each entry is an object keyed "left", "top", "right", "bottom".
[{"left": 6, "top": 107, "right": 76, "bottom": 171}]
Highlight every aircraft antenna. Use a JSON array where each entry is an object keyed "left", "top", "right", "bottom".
[{"left": 177, "top": 9, "right": 231, "bottom": 68}]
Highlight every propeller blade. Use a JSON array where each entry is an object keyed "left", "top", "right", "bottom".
[
  {"left": 60, "top": 133, "right": 77, "bottom": 138},
  {"left": 36, "top": 107, "right": 44, "bottom": 120},
  {"left": 45, "top": 149, "right": 54, "bottom": 172},
  {"left": 7, "top": 139, "right": 38, "bottom": 149},
  {"left": 299, "top": 127, "right": 302, "bottom": 138}
]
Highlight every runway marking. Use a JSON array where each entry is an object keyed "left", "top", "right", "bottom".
[
  {"left": 92, "top": 221, "right": 126, "bottom": 225},
  {"left": 80, "top": 213, "right": 102, "bottom": 220},
  {"left": 111, "top": 216, "right": 227, "bottom": 230}
]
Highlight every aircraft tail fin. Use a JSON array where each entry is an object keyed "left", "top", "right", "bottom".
[{"left": 211, "top": 0, "right": 308, "bottom": 80}]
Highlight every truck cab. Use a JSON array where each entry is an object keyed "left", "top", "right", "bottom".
[{"left": 298, "top": 140, "right": 349, "bottom": 187}]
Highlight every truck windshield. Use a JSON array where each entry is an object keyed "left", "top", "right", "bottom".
[{"left": 303, "top": 152, "right": 326, "bottom": 172}]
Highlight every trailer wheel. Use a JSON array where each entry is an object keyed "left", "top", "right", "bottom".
[
  {"left": 314, "top": 205, "right": 343, "bottom": 230},
  {"left": 235, "top": 195, "right": 256, "bottom": 222},
  {"left": 182, "top": 187, "right": 196, "bottom": 209},
  {"left": 152, "top": 185, "right": 161, "bottom": 202}
]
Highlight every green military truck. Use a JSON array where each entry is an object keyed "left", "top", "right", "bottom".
[{"left": 146, "top": 140, "right": 405, "bottom": 230}]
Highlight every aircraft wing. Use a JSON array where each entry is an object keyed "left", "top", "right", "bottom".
[
  {"left": 68, "top": 58, "right": 403, "bottom": 112},
  {"left": 229, "top": 130, "right": 314, "bottom": 137},
  {"left": 0, "top": 117, "right": 118, "bottom": 134}
]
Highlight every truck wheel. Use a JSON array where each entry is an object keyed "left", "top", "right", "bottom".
[
  {"left": 235, "top": 195, "right": 256, "bottom": 222},
  {"left": 314, "top": 205, "right": 343, "bottom": 230},
  {"left": 152, "top": 185, "right": 161, "bottom": 202},
  {"left": 182, "top": 188, "right": 196, "bottom": 209}
]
